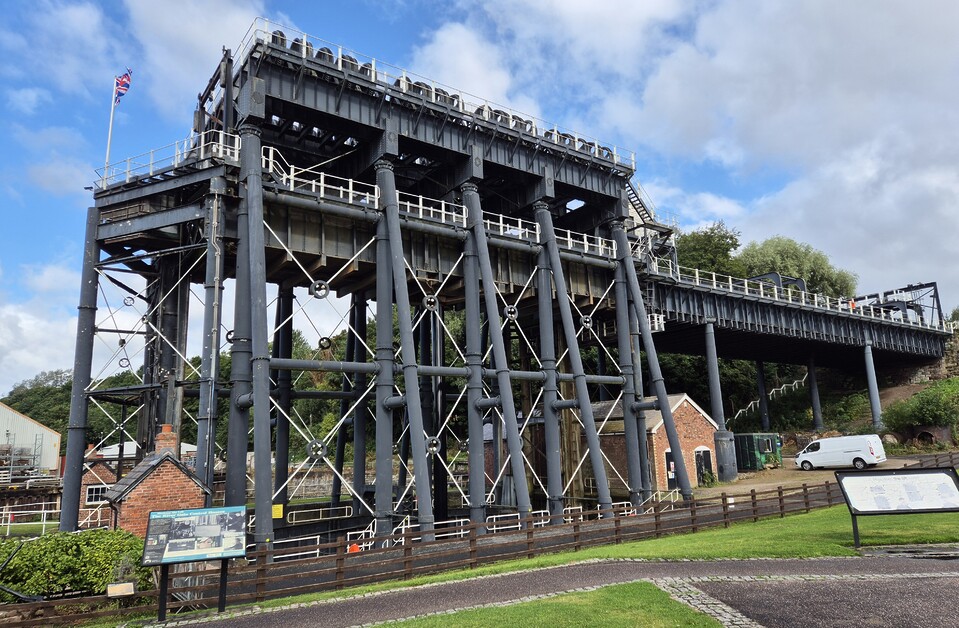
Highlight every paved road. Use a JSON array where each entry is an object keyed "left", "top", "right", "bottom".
[{"left": 153, "top": 547, "right": 959, "bottom": 627}]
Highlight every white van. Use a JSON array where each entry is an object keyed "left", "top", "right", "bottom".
[{"left": 795, "top": 435, "right": 887, "bottom": 471}]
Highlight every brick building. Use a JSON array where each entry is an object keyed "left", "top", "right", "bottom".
[
  {"left": 103, "top": 425, "right": 209, "bottom": 538},
  {"left": 78, "top": 455, "right": 117, "bottom": 529},
  {"left": 591, "top": 393, "right": 718, "bottom": 494}
]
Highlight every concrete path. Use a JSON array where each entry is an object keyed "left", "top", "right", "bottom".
[{"left": 150, "top": 547, "right": 959, "bottom": 627}]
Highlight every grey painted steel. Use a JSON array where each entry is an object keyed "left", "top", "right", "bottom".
[
  {"left": 705, "top": 321, "right": 737, "bottom": 483},
  {"left": 613, "top": 263, "right": 643, "bottom": 507},
  {"left": 809, "top": 356, "right": 824, "bottom": 430},
  {"left": 274, "top": 286, "right": 294, "bottom": 507},
  {"left": 537, "top": 247, "right": 564, "bottom": 518},
  {"left": 535, "top": 202, "right": 612, "bottom": 513},
  {"left": 195, "top": 180, "right": 226, "bottom": 501},
  {"left": 864, "top": 335, "right": 883, "bottom": 429},
  {"left": 331, "top": 303, "right": 355, "bottom": 508},
  {"left": 377, "top": 160, "right": 436, "bottom": 536},
  {"left": 462, "top": 182, "right": 533, "bottom": 519},
  {"left": 225, "top": 162, "right": 254, "bottom": 508},
  {"left": 352, "top": 296, "right": 369, "bottom": 513},
  {"left": 463, "top": 228, "right": 487, "bottom": 528},
  {"left": 610, "top": 222, "right": 693, "bottom": 500},
  {"left": 60, "top": 207, "right": 100, "bottom": 531},
  {"left": 756, "top": 361, "right": 770, "bottom": 431},
  {"left": 239, "top": 123, "right": 275, "bottom": 546},
  {"left": 374, "top": 213, "right": 395, "bottom": 539},
  {"left": 629, "top": 318, "right": 652, "bottom": 500}
]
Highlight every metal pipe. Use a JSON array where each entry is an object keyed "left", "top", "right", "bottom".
[
  {"left": 270, "top": 359, "right": 380, "bottom": 374},
  {"left": 274, "top": 285, "right": 293, "bottom": 508},
  {"left": 464, "top": 228, "right": 487, "bottom": 528},
  {"left": 332, "top": 296, "right": 357, "bottom": 508},
  {"left": 537, "top": 246, "right": 564, "bottom": 520},
  {"left": 614, "top": 263, "right": 643, "bottom": 507},
  {"left": 864, "top": 333, "right": 882, "bottom": 429},
  {"left": 60, "top": 207, "right": 100, "bottom": 531},
  {"left": 610, "top": 221, "right": 693, "bottom": 500},
  {"left": 535, "top": 202, "right": 612, "bottom": 512},
  {"left": 351, "top": 295, "right": 369, "bottom": 514},
  {"left": 374, "top": 202, "right": 395, "bottom": 540},
  {"left": 630, "top": 316, "right": 652, "bottom": 500},
  {"left": 462, "top": 182, "right": 533, "bottom": 520},
  {"left": 706, "top": 320, "right": 737, "bottom": 483},
  {"left": 808, "top": 355, "right": 824, "bottom": 430},
  {"left": 377, "top": 160, "right": 435, "bottom": 537}
]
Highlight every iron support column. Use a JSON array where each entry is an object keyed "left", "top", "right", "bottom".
[
  {"left": 464, "top": 230, "right": 487, "bottom": 527},
  {"left": 534, "top": 202, "right": 612, "bottom": 512},
  {"left": 239, "top": 122, "right": 273, "bottom": 548},
  {"left": 614, "top": 264, "right": 644, "bottom": 507},
  {"left": 60, "top": 206, "right": 100, "bottom": 531},
  {"left": 610, "top": 222, "right": 693, "bottom": 500},
  {"left": 376, "top": 160, "right": 435, "bottom": 536},
  {"left": 756, "top": 361, "right": 770, "bottom": 431},
  {"left": 630, "top": 318, "right": 652, "bottom": 500},
  {"left": 352, "top": 296, "right": 369, "bottom": 512},
  {"left": 705, "top": 321, "right": 737, "bottom": 482},
  {"left": 864, "top": 334, "right": 883, "bottom": 429},
  {"left": 331, "top": 297, "right": 358, "bottom": 508},
  {"left": 808, "top": 356, "right": 824, "bottom": 431},
  {"left": 537, "top": 247, "right": 564, "bottom": 519},
  {"left": 374, "top": 215, "right": 395, "bottom": 539},
  {"left": 462, "top": 182, "right": 533, "bottom": 520},
  {"left": 196, "top": 178, "right": 226, "bottom": 503},
  {"left": 273, "top": 285, "right": 294, "bottom": 508}
]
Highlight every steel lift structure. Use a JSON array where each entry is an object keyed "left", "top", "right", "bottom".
[{"left": 59, "top": 20, "right": 951, "bottom": 549}]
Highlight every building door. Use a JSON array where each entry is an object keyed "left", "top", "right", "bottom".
[
  {"left": 695, "top": 449, "right": 713, "bottom": 485},
  {"left": 665, "top": 450, "right": 677, "bottom": 490}
]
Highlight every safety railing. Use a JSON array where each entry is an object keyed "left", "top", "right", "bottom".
[
  {"left": 96, "top": 130, "right": 241, "bottom": 189},
  {"left": 397, "top": 192, "right": 467, "bottom": 227},
  {"left": 483, "top": 212, "right": 539, "bottom": 241},
  {"left": 233, "top": 18, "right": 636, "bottom": 170},
  {"left": 286, "top": 504, "right": 353, "bottom": 525},
  {"left": 1, "top": 501, "right": 60, "bottom": 536},
  {"left": 555, "top": 228, "right": 617, "bottom": 258},
  {"left": 261, "top": 146, "right": 378, "bottom": 205},
  {"left": 730, "top": 374, "right": 809, "bottom": 424},
  {"left": 647, "top": 258, "right": 950, "bottom": 331}
]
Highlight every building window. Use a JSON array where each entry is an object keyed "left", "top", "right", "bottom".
[{"left": 85, "top": 484, "right": 112, "bottom": 504}]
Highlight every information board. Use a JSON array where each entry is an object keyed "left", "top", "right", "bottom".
[
  {"left": 142, "top": 506, "right": 247, "bottom": 566},
  {"left": 835, "top": 468, "right": 959, "bottom": 515}
]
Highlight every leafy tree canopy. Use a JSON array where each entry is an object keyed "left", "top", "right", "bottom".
[
  {"left": 737, "top": 236, "right": 857, "bottom": 298},
  {"left": 675, "top": 221, "right": 748, "bottom": 278}
]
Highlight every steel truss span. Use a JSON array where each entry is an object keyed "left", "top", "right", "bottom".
[{"left": 60, "top": 19, "right": 950, "bottom": 545}]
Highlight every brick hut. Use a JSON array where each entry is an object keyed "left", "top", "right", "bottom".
[
  {"left": 103, "top": 425, "right": 210, "bottom": 538},
  {"left": 591, "top": 393, "right": 719, "bottom": 493},
  {"left": 78, "top": 452, "right": 118, "bottom": 529}
]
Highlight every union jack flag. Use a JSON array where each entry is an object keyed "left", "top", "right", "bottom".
[{"left": 114, "top": 68, "right": 132, "bottom": 106}]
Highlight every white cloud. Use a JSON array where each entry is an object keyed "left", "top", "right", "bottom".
[
  {"left": 12, "top": 125, "right": 87, "bottom": 154},
  {"left": 645, "top": 181, "right": 746, "bottom": 231},
  {"left": 27, "top": 157, "right": 92, "bottom": 197},
  {"left": 123, "top": 0, "right": 264, "bottom": 120},
  {"left": 6, "top": 88, "right": 52, "bottom": 115}
]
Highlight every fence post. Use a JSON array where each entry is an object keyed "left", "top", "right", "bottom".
[
  {"left": 750, "top": 489, "right": 759, "bottom": 522},
  {"left": 778, "top": 486, "right": 785, "bottom": 518},
  {"left": 256, "top": 550, "right": 267, "bottom": 602},
  {"left": 690, "top": 500, "right": 698, "bottom": 532},
  {"left": 574, "top": 522, "right": 581, "bottom": 551},
  {"left": 335, "top": 535, "right": 345, "bottom": 591},
  {"left": 527, "top": 523, "right": 535, "bottom": 559},
  {"left": 654, "top": 503, "right": 662, "bottom": 537},
  {"left": 824, "top": 481, "right": 834, "bottom": 504},
  {"left": 469, "top": 526, "right": 477, "bottom": 569},
  {"left": 802, "top": 484, "right": 810, "bottom": 513},
  {"left": 614, "top": 512, "right": 622, "bottom": 544},
  {"left": 403, "top": 538, "right": 413, "bottom": 580},
  {"left": 721, "top": 492, "right": 730, "bottom": 528}
]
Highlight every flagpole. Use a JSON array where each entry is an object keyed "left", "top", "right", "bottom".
[{"left": 102, "top": 78, "right": 118, "bottom": 188}]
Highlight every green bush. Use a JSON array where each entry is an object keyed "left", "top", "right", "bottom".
[
  {"left": 882, "top": 378, "right": 959, "bottom": 434},
  {"left": 0, "top": 529, "right": 153, "bottom": 602}
]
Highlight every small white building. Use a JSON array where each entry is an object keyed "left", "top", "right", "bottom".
[{"left": 0, "top": 402, "right": 61, "bottom": 474}]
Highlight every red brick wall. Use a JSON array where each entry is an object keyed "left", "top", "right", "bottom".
[
  {"left": 79, "top": 461, "right": 117, "bottom": 529},
  {"left": 649, "top": 400, "right": 716, "bottom": 491},
  {"left": 116, "top": 460, "right": 206, "bottom": 538}
]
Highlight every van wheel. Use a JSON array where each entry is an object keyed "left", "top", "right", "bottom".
[
  {"left": 801, "top": 461, "right": 813, "bottom": 471},
  {"left": 853, "top": 458, "right": 867, "bottom": 470}
]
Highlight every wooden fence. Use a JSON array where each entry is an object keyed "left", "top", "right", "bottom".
[{"left": 1, "top": 480, "right": 846, "bottom": 626}]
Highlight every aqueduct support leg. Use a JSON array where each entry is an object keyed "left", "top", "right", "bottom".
[
  {"left": 225, "top": 161, "right": 253, "bottom": 508},
  {"left": 352, "top": 297, "right": 369, "bottom": 513},
  {"left": 614, "top": 264, "right": 644, "bottom": 507},
  {"left": 705, "top": 321, "right": 737, "bottom": 483},
  {"left": 610, "top": 222, "right": 693, "bottom": 500},
  {"left": 332, "top": 296, "right": 358, "bottom": 508},
  {"left": 377, "top": 160, "right": 435, "bottom": 536},
  {"left": 462, "top": 182, "right": 532, "bottom": 520},
  {"left": 864, "top": 336, "right": 883, "bottom": 430},
  {"left": 432, "top": 304, "right": 449, "bottom": 522},
  {"left": 239, "top": 122, "right": 274, "bottom": 548},
  {"left": 537, "top": 247, "right": 564, "bottom": 519},
  {"left": 630, "top": 318, "right": 652, "bottom": 500},
  {"left": 60, "top": 207, "right": 100, "bottom": 531},
  {"left": 274, "top": 285, "right": 294, "bottom": 508},
  {"left": 808, "top": 356, "right": 824, "bottom": 431},
  {"left": 464, "top": 231, "right": 487, "bottom": 528},
  {"left": 196, "top": 178, "right": 226, "bottom": 503},
  {"left": 534, "top": 202, "right": 612, "bottom": 513},
  {"left": 756, "top": 361, "right": 770, "bottom": 431},
  {"left": 374, "top": 215, "right": 396, "bottom": 539}
]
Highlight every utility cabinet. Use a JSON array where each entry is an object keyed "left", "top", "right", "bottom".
[{"left": 734, "top": 433, "right": 782, "bottom": 471}]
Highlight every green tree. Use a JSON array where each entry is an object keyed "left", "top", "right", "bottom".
[
  {"left": 675, "top": 221, "right": 748, "bottom": 278},
  {"left": 737, "top": 236, "right": 857, "bottom": 298}
]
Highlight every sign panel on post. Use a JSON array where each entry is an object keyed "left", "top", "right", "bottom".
[{"left": 142, "top": 506, "right": 247, "bottom": 566}]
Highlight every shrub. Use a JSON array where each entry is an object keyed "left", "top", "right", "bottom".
[
  {"left": 0, "top": 529, "right": 153, "bottom": 602},
  {"left": 882, "top": 378, "right": 959, "bottom": 435}
]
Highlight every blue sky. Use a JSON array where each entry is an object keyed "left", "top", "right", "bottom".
[{"left": 1, "top": 0, "right": 958, "bottom": 396}]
